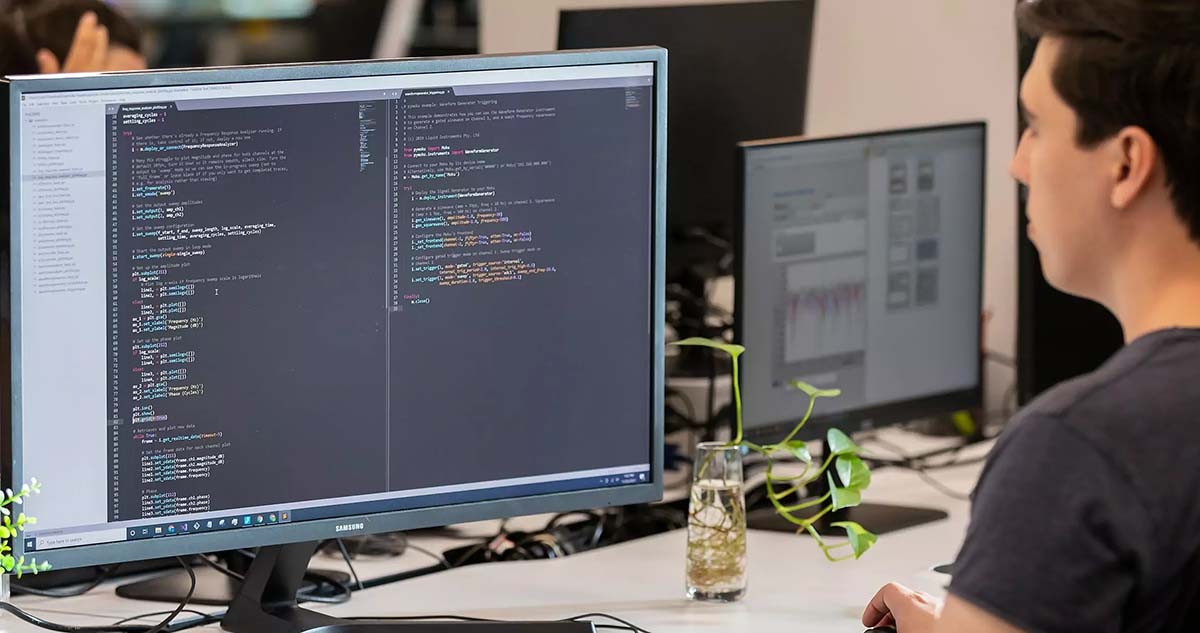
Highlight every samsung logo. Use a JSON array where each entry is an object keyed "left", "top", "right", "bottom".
[{"left": 334, "top": 522, "right": 364, "bottom": 533}]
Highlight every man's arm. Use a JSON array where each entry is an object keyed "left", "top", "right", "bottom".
[{"left": 861, "top": 583, "right": 1026, "bottom": 633}]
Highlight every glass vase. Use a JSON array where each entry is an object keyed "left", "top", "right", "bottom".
[{"left": 685, "top": 442, "right": 747, "bottom": 602}]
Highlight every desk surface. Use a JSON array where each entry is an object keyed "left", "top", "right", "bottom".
[{"left": 2, "top": 430, "right": 990, "bottom": 633}]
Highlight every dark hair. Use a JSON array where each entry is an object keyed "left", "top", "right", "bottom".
[
  {"left": 19, "top": 0, "right": 143, "bottom": 61},
  {"left": 0, "top": 14, "right": 38, "bottom": 76},
  {"left": 1016, "top": 0, "right": 1200, "bottom": 241}
]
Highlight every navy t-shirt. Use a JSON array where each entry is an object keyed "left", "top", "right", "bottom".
[{"left": 950, "top": 328, "right": 1200, "bottom": 633}]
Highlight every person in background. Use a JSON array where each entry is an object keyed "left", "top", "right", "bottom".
[{"left": 0, "top": 0, "right": 145, "bottom": 75}]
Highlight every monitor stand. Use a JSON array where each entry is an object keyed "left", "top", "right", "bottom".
[
  {"left": 746, "top": 449, "right": 949, "bottom": 536},
  {"left": 115, "top": 550, "right": 351, "bottom": 606},
  {"left": 221, "top": 541, "right": 593, "bottom": 633}
]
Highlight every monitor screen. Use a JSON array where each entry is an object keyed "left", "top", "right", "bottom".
[
  {"left": 7, "top": 50, "right": 664, "bottom": 567},
  {"left": 559, "top": 1, "right": 814, "bottom": 249},
  {"left": 737, "top": 123, "right": 984, "bottom": 440}
]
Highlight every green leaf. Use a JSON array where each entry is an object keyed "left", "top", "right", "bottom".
[
  {"left": 789, "top": 379, "right": 842, "bottom": 399},
  {"left": 669, "top": 337, "right": 744, "bottom": 359},
  {"left": 828, "top": 473, "right": 862, "bottom": 511},
  {"left": 829, "top": 521, "right": 878, "bottom": 559},
  {"left": 0, "top": 526, "right": 9, "bottom": 539},
  {"left": 826, "top": 428, "right": 861, "bottom": 456},
  {"left": 836, "top": 454, "right": 872, "bottom": 490},
  {"left": 786, "top": 440, "right": 812, "bottom": 464},
  {"left": 1, "top": 555, "right": 13, "bottom": 572}
]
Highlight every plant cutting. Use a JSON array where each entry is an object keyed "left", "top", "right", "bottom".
[{"left": 675, "top": 337, "right": 877, "bottom": 600}]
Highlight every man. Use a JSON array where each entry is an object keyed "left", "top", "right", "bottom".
[
  {"left": 863, "top": 0, "right": 1200, "bottom": 631},
  {"left": 0, "top": 2, "right": 146, "bottom": 76},
  {"left": 22, "top": 1, "right": 146, "bottom": 73}
]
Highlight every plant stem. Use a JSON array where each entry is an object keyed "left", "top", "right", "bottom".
[
  {"left": 777, "top": 395, "right": 817, "bottom": 446},
  {"left": 730, "top": 355, "right": 744, "bottom": 445}
]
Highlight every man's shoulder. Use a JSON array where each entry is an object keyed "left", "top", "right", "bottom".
[
  {"left": 995, "top": 328, "right": 1200, "bottom": 515},
  {"left": 1020, "top": 328, "right": 1200, "bottom": 438}
]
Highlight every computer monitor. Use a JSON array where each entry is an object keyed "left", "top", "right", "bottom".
[
  {"left": 736, "top": 123, "right": 985, "bottom": 532},
  {"left": 4, "top": 47, "right": 665, "bottom": 632},
  {"left": 558, "top": 1, "right": 815, "bottom": 273}
]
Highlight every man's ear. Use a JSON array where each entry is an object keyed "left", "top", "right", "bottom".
[{"left": 1110, "top": 126, "right": 1159, "bottom": 211}]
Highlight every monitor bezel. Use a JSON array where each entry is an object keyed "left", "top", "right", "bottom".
[
  {"left": 734, "top": 121, "right": 987, "bottom": 444},
  {"left": 3, "top": 46, "right": 667, "bottom": 570}
]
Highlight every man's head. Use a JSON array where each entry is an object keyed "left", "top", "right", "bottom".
[
  {"left": 21, "top": 0, "right": 146, "bottom": 72},
  {"left": 1012, "top": 0, "right": 1200, "bottom": 303}
]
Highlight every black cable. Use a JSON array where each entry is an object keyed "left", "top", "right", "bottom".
[
  {"left": 334, "top": 538, "right": 365, "bottom": 590},
  {"left": 403, "top": 542, "right": 452, "bottom": 570},
  {"left": 984, "top": 350, "right": 1017, "bottom": 368},
  {"left": 295, "top": 570, "right": 351, "bottom": 605},
  {"left": 915, "top": 470, "right": 973, "bottom": 501},
  {"left": 11, "top": 564, "right": 120, "bottom": 598},
  {"left": 347, "top": 612, "right": 652, "bottom": 633},
  {"left": 0, "top": 602, "right": 155, "bottom": 632},
  {"left": 567, "top": 612, "right": 654, "bottom": 633},
  {"left": 348, "top": 615, "right": 497, "bottom": 623},
  {"left": 863, "top": 437, "right": 979, "bottom": 501},
  {"left": 108, "top": 610, "right": 215, "bottom": 627},
  {"left": 143, "top": 557, "right": 196, "bottom": 633},
  {"left": 322, "top": 533, "right": 408, "bottom": 559},
  {"left": 194, "top": 555, "right": 243, "bottom": 581},
  {"left": 452, "top": 520, "right": 509, "bottom": 568},
  {"left": 0, "top": 556, "right": 200, "bottom": 633}
]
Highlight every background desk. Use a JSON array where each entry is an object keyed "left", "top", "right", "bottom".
[{"left": 1, "top": 431, "right": 991, "bottom": 633}]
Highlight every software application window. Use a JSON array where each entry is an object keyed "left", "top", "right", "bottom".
[
  {"left": 17, "top": 63, "right": 655, "bottom": 550},
  {"left": 741, "top": 127, "right": 983, "bottom": 428}
]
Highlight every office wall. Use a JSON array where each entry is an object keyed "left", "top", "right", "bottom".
[{"left": 480, "top": 0, "right": 1019, "bottom": 403}]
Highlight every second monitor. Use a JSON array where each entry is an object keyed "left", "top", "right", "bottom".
[
  {"left": 736, "top": 122, "right": 986, "bottom": 534},
  {"left": 737, "top": 123, "right": 986, "bottom": 445}
]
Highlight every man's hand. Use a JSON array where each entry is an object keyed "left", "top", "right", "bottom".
[
  {"left": 862, "top": 583, "right": 942, "bottom": 631},
  {"left": 863, "top": 584, "right": 1028, "bottom": 633},
  {"left": 36, "top": 12, "right": 109, "bottom": 74}
]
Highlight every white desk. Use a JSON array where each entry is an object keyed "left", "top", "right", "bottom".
[{"left": 1, "top": 431, "right": 991, "bottom": 633}]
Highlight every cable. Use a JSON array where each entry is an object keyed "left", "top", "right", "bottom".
[
  {"left": 567, "top": 613, "right": 654, "bottom": 633},
  {"left": 11, "top": 564, "right": 120, "bottom": 598},
  {"left": 862, "top": 437, "right": 979, "bottom": 501},
  {"left": 322, "top": 533, "right": 408, "bottom": 559},
  {"left": 0, "top": 556, "right": 200, "bottom": 633},
  {"left": 451, "top": 520, "right": 509, "bottom": 568},
  {"left": 108, "top": 611, "right": 215, "bottom": 627},
  {"left": 143, "top": 557, "right": 195, "bottom": 633},
  {"left": 984, "top": 350, "right": 1017, "bottom": 368},
  {"left": 294, "top": 570, "right": 351, "bottom": 605},
  {"left": 347, "top": 612, "right": 653, "bottom": 633},
  {"left": 0, "top": 602, "right": 154, "bottom": 632},
  {"left": 915, "top": 470, "right": 973, "bottom": 501},
  {"left": 194, "top": 555, "right": 242, "bottom": 581},
  {"left": 334, "top": 538, "right": 365, "bottom": 590},
  {"left": 404, "top": 542, "right": 452, "bottom": 570}
]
